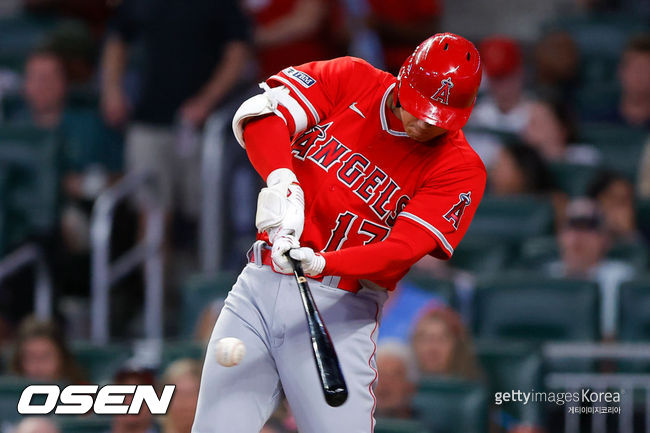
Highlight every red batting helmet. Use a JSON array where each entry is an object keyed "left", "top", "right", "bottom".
[{"left": 397, "top": 33, "right": 482, "bottom": 131}]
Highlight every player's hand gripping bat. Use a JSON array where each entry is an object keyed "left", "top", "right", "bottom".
[{"left": 287, "top": 255, "right": 348, "bottom": 407}]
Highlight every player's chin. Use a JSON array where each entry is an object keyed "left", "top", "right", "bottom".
[{"left": 407, "top": 129, "right": 440, "bottom": 143}]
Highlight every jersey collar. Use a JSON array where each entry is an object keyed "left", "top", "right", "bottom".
[{"left": 380, "top": 83, "right": 409, "bottom": 138}]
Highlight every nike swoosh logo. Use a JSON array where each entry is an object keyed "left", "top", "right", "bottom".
[{"left": 349, "top": 102, "right": 366, "bottom": 118}]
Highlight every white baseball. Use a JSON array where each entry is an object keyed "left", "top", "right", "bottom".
[{"left": 215, "top": 337, "right": 246, "bottom": 367}]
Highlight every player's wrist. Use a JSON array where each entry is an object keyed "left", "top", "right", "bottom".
[{"left": 266, "top": 168, "right": 298, "bottom": 187}]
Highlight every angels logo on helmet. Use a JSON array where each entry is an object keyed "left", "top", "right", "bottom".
[{"left": 431, "top": 77, "right": 454, "bottom": 105}]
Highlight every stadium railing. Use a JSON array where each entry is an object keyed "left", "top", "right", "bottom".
[
  {"left": 89, "top": 171, "right": 163, "bottom": 344},
  {"left": 199, "top": 110, "right": 230, "bottom": 275},
  {"left": 544, "top": 342, "right": 650, "bottom": 433}
]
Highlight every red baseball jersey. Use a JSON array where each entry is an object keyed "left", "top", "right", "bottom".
[{"left": 264, "top": 57, "right": 486, "bottom": 290}]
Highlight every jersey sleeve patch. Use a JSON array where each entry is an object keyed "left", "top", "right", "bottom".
[{"left": 283, "top": 67, "right": 317, "bottom": 88}]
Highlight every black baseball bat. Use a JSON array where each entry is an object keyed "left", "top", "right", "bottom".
[{"left": 287, "top": 256, "right": 348, "bottom": 407}]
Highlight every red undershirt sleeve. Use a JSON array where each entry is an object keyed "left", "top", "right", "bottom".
[
  {"left": 242, "top": 114, "right": 294, "bottom": 180},
  {"left": 320, "top": 217, "right": 439, "bottom": 280}
]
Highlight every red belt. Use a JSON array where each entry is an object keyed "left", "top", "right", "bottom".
[{"left": 249, "top": 245, "right": 361, "bottom": 293}]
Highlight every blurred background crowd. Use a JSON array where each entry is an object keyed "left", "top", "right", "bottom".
[{"left": 0, "top": 0, "right": 649, "bottom": 432}]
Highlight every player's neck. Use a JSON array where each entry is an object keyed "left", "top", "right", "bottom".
[{"left": 386, "top": 93, "right": 405, "bottom": 131}]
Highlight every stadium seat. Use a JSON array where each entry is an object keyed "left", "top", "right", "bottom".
[
  {"left": 413, "top": 377, "right": 488, "bottom": 433},
  {"left": 549, "top": 162, "right": 600, "bottom": 197},
  {"left": 160, "top": 340, "right": 206, "bottom": 373},
  {"left": 608, "top": 240, "right": 648, "bottom": 272},
  {"left": 71, "top": 342, "right": 132, "bottom": 384},
  {"left": 0, "top": 126, "right": 60, "bottom": 254},
  {"left": 520, "top": 237, "right": 648, "bottom": 273},
  {"left": 575, "top": 82, "right": 620, "bottom": 122},
  {"left": 56, "top": 416, "right": 114, "bottom": 433},
  {"left": 449, "top": 237, "right": 511, "bottom": 277},
  {"left": 463, "top": 196, "right": 554, "bottom": 244},
  {"left": 476, "top": 341, "right": 543, "bottom": 425},
  {"left": 375, "top": 418, "right": 428, "bottom": 433},
  {"left": 0, "top": 375, "right": 43, "bottom": 423},
  {"left": 544, "top": 13, "right": 647, "bottom": 84},
  {"left": 473, "top": 278, "right": 600, "bottom": 342},
  {"left": 578, "top": 124, "right": 647, "bottom": 177},
  {"left": 401, "top": 272, "right": 456, "bottom": 305},
  {"left": 180, "top": 272, "right": 237, "bottom": 337},
  {"left": 618, "top": 278, "right": 650, "bottom": 342}
]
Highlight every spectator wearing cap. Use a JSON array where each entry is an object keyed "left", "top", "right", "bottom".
[
  {"left": 374, "top": 340, "right": 418, "bottom": 419},
  {"left": 545, "top": 198, "right": 636, "bottom": 338},
  {"left": 108, "top": 368, "right": 159, "bottom": 433},
  {"left": 469, "top": 37, "right": 531, "bottom": 134},
  {"left": 465, "top": 37, "right": 533, "bottom": 168}
]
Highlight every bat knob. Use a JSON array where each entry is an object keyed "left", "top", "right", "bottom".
[{"left": 324, "top": 388, "right": 348, "bottom": 407}]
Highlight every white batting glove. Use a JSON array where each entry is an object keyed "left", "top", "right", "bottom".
[
  {"left": 289, "top": 247, "right": 326, "bottom": 277},
  {"left": 255, "top": 168, "right": 305, "bottom": 243},
  {"left": 271, "top": 234, "right": 300, "bottom": 274}
]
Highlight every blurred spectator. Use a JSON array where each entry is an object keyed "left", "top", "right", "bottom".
[
  {"left": 522, "top": 99, "right": 600, "bottom": 164},
  {"left": 20, "top": 49, "right": 67, "bottom": 128},
  {"left": 109, "top": 368, "right": 158, "bottom": 433},
  {"left": 488, "top": 143, "right": 554, "bottom": 196},
  {"left": 546, "top": 198, "right": 636, "bottom": 337},
  {"left": 14, "top": 48, "right": 125, "bottom": 304},
  {"left": 194, "top": 298, "right": 225, "bottom": 343},
  {"left": 100, "top": 0, "right": 250, "bottom": 222},
  {"left": 10, "top": 316, "right": 86, "bottom": 383},
  {"left": 374, "top": 341, "right": 417, "bottom": 419},
  {"left": 410, "top": 306, "right": 481, "bottom": 379},
  {"left": 366, "top": 0, "right": 442, "bottom": 74},
  {"left": 617, "top": 34, "right": 650, "bottom": 127},
  {"left": 160, "top": 359, "right": 201, "bottom": 433},
  {"left": 534, "top": 32, "right": 579, "bottom": 104},
  {"left": 470, "top": 37, "right": 530, "bottom": 134},
  {"left": 588, "top": 33, "right": 650, "bottom": 127},
  {"left": 587, "top": 171, "right": 642, "bottom": 243},
  {"left": 243, "top": 0, "right": 343, "bottom": 79},
  {"left": 13, "top": 417, "right": 60, "bottom": 433},
  {"left": 466, "top": 37, "right": 532, "bottom": 167},
  {"left": 488, "top": 142, "right": 569, "bottom": 224}
]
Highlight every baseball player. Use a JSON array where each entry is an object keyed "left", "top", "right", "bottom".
[{"left": 192, "top": 33, "right": 486, "bottom": 433}]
